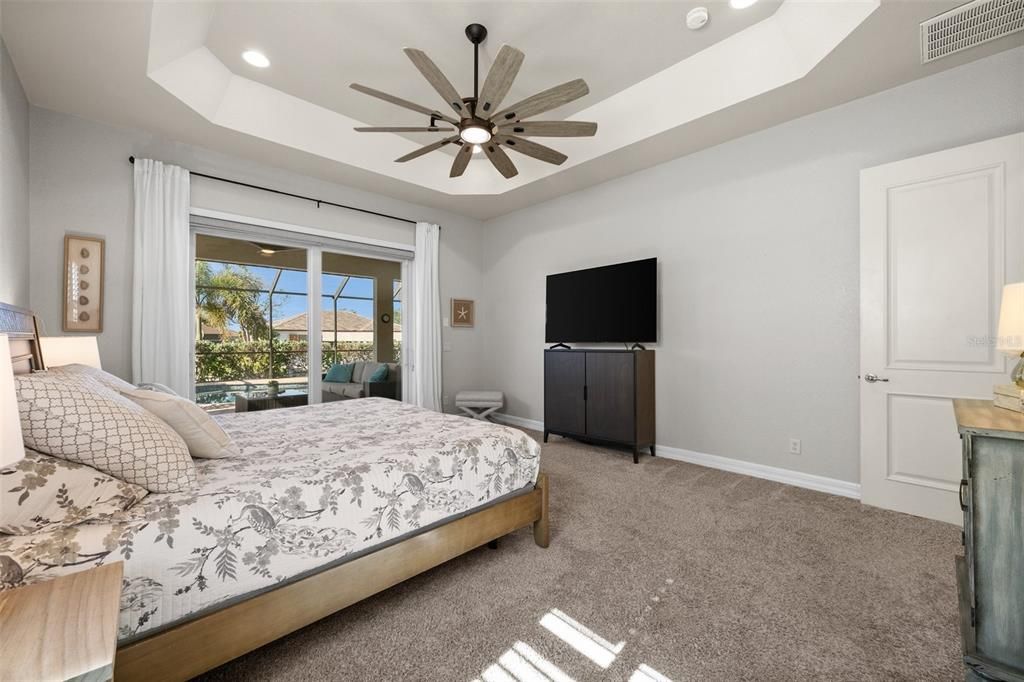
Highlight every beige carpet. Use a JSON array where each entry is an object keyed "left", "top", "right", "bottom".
[{"left": 200, "top": 432, "right": 962, "bottom": 681}]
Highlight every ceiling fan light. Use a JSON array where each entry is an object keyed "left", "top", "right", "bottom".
[
  {"left": 472, "top": 144, "right": 483, "bottom": 154},
  {"left": 460, "top": 125, "right": 492, "bottom": 145},
  {"left": 729, "top": 0, "right": 758, "bottom": 8}
]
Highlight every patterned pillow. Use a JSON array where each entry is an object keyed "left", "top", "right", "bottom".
[
  {"left": 46, "top": 364, "right": 135, "bottom": 392},
  {"left": 15, "top": 373, "right": 196, "bottom": 493},
  {"left": 0, "top": 450, "right": 148, "bottom": 534}
]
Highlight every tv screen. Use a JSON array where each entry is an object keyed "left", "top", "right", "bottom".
[{"left": 545, "top": 258, "right": 657, "bottom": 343}]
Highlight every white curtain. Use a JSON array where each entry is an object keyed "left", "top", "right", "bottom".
[
  {"left": 405, "top": 222, "right": 442, "bottom": 411},
  {"left": 131, "top": 158, "right": 192, "bottom": 396}
]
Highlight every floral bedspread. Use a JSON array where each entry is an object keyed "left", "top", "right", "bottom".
[{"left": 0, "top": 399, "right": 540, "bottom": 642}]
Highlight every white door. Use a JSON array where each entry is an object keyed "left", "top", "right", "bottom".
[{"left": 860, "top": 133, "right": 1023, "bottom": 525}]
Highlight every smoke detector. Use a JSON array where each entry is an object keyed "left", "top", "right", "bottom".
[
  {"left": 920, "top": 0, "right": 1024, "bottom": 63},
  {"left": 686, "top": 7, "right": 710, "bottom": 30}
]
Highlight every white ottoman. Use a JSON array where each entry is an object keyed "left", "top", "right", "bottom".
[{"left": 455, "top": 390, "right": 504, "bottom": 421}]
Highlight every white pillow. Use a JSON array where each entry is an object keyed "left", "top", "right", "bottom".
[
  {"left": 120, "top": 387, "right": 239, "bottom": 459},
  {"left": 15, "top": 373, "right": 195, "bottom": 493},
  {"left": 134, "top": 382, "right": 178, "bottom": 396}
]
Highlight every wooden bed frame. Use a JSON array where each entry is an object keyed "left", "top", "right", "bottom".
[{"left": 0, "top": 301, "right": 550, "bottom": 681}]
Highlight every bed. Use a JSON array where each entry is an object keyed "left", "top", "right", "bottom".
[{"left": 0, "top": 302, "right": 549, "bottom": 681}]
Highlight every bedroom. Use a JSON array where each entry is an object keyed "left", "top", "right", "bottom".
[{"left": 0, "top": 1, "right": 1022, "bottom": 680}]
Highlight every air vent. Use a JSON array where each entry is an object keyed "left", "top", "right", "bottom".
[{"left": 920, "top": 0, "right": 1024, "bottom": 63}]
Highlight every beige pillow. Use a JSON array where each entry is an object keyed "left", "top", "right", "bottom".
[
  {"left": 15, "top": 373, "right": 196, "bottom": 493},
  {"left": 1, "top": 450, "right": 148, "bottom": 534},
  {"left": 120, "top": 387, "right": 239, "bottom": 459}
]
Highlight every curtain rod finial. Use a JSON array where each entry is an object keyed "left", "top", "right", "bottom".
[{"left": 129, "top": 156, "right": 136, "bottom": 164}]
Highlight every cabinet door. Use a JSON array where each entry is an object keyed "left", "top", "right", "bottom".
[
  {"left": 585, "top": 352, "right": 635, "bottom": 443},
  {"left": 544, "top": 352, "right": 586, "bottom": 435}
]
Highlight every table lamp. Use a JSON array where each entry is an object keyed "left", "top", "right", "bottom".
[
  {"left": 997, "top": 282, "right": 1024, "bottom": 389},
  {"left": 39, "top": 336, "right": 102, "bottom": 369},
  {"left": 0, "top": 335, "right": 25, "bottom": 469}
]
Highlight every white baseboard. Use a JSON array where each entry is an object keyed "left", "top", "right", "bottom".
[
  {"left": 492, "top": 413, "right": 545, "bottom": 432},
  {"left": 492, "top": 414, "right": 861, "bottom": 500},
  {"left": 653, "top": 445, "right": 861, "bottom": 500}
]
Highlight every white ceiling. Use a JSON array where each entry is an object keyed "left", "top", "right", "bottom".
[
  {"left": 2, "top": 0, "right": 1022, "bottom": 219},
  {"left": 203, "top": 1, "right": 783, "bottom": 148}
]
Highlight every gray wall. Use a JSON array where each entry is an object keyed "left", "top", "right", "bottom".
[
  {"left": 0, "top": 35, "right": 29, "bottom": 308},
  {"left": 480, "top": 47, "right": 1024, "bottom": 484},
  {"left": 28, "top": 108, "right": 484, "bottom": 410}
]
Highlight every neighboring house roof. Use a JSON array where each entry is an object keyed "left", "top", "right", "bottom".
[
  {"left": 273, "top": 310, "right": 400, "bottom": 333},
  {"left": 200, "top": 323, "right": 237, "bottom": 338}
]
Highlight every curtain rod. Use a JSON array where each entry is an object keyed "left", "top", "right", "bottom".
[{"left": 128, "top": 156, "right": 422, "bottom": 227}]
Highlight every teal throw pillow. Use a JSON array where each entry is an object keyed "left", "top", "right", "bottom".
[
  {"left": 325, "top": 363, "right": 354, "bottom": 383},
  {"left": 368, "top": 364, "right": 389, "bottom": 383}
]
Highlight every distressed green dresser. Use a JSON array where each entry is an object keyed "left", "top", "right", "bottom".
[{"left": 953, "top": 399, "right": 1024, "bottom": 681}]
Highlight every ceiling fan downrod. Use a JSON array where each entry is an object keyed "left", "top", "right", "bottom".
[{"left": 465, "top": 23, "right": 487, "bottom": 115}]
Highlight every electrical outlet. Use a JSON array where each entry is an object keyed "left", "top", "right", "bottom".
[{"left": 789, "top": 438, "right": 802, "bottom": 455}]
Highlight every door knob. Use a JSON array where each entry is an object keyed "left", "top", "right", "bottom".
[{"left": 863, "top": 373, "right": 889, "bottom": 383}]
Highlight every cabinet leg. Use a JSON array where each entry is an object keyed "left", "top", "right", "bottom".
[
  {"left": 487, "top": 539, "right": 498, "bottom": 550},
  {"left": 543, "top": 431, "right": 549, "bottom": 443},
  {"left": 650, "top": 445, "right": 656, "bottom": 457},
  {"left": 633, "top": 447, "right": 639, "bottom": 464}
]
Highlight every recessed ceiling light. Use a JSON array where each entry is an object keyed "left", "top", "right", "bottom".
[
  {"left": 729, "top": 0, "right": 759, "bottom": 8},
  {"left": 686, "top": 7, "right": 710, "bottom": 30},
  {"left": 242, "top": 50, "right": 270, "bottom": 68}
]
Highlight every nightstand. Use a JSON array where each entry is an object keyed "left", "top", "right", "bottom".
[{"left": 0, "top": 562, "right": 123, "bottom": 681}]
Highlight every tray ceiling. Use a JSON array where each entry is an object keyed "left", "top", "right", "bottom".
[{"left": 2, "top": 0, "right": 1021, "bottom": 219}]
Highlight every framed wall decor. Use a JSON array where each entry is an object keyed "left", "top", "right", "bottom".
[
  {"left": 451, "top": 298, "right": 474, "bottom": 328},
  {"left": 62, "top": 235, "right": 105, "bottom": 332}
]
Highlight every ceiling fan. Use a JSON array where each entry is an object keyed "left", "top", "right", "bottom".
[{"left": 351, "top": 23, "right": 597, "bottom": 180}]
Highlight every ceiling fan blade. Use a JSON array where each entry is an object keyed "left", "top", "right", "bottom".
[
  {"left": 489, "top": 78, "right": 589, "bottom": 124},
  {"left": 395, "top": 135, "right": 460, "bottom": 163},
  {"left": 350, "top": 84, "right": 459, "bottom": 125},
  {"left": 481, "top": 142, "right": 519, "bottom": 179},
  {"left": 497, "top": 121, "right": 598, "bottom": 137},
  {"left": 355, "top": 126, "right": 455, "bottom": 133},
  {"left": 476, "top": 44, "right": 525, "bottom": 117},
  {"left": 403, "top": 48, "right": 470, "bottom": 119},
  {"left": 450, "top": 144, "right": 474, "bottom": 178},
  {"left": 495, "top": 135, "right": 567, "bottom": 165}
]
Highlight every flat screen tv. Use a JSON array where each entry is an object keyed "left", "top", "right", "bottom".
[{"left": 545, "top": 258, "right": 657, "bottom": 343}]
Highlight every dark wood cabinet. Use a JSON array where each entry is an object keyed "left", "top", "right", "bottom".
[
  {"left": 544, "top": 351, "right": 586, "bottom": 435},
  {"left": 544, "top": 349, "right": 655, "bottom": 463}
]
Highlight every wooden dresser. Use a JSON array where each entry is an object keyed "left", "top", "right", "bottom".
[{"left": 952, "top": 399, "right": 1024, "bottom": 681}]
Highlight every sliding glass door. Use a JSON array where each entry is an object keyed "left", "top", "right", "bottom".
[
  {"left": 191, "top": 227, "right": 405, "bottom": 411},
  {"left": 193, "top": 235, "right": 309, "bottom": 412}
]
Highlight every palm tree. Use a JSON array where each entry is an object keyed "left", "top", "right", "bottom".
[
  {"left": 195, "top": 261, "right": 230, "bottom": 341},
  {"left": 194, "top": 262, "right": 271, "bottom": 341}
]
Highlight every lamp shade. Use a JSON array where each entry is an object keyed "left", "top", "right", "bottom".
[
  {"left": 997, "top": 283, "right": 1024, "bottom": 354},
  {"left": 39, "top": 336, "right": 102, "bottom": 369},
  {"left": 0, "top": 335, "right": 25, "bottom": 469}
]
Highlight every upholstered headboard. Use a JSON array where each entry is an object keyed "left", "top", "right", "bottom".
[{"left": 0, "top": 302, "right": 44, "bottom": 375}]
